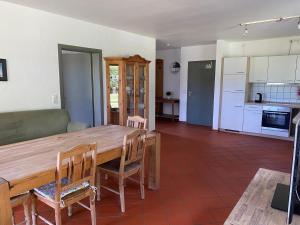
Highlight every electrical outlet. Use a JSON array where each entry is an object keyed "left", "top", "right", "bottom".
[{"left": 51, "top": 94, "right": 59, "bottom": 105}]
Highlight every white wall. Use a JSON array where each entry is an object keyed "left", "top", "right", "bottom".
[
  {"left": 180, "top": 44, "right": 217, "bottom": 121},
  {"left": 156, "top": 48, "right": 181, "bottom": 115},
  {"left": 226, "top": 36, "right": 300, "bottom": 56},
  {"left": 213, "top": 36, "right": 300, "bottom": 130},
  {"left": 212, "top": 40, "right": 230, "bottom": 130},
  {"left": 0, "top": 1, "right": 156, "bottom": 130}
]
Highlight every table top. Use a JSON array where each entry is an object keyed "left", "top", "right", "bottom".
[
  {"left": 0, "top": 125, "right": 134, "bottom": 184},
  {"left": 155, "top": 98, "right": 179, "bottom": 103},
  {"left": 225, "top": 168, "right": 300, "bottom": 225}
]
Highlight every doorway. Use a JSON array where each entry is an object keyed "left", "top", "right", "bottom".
[
  {"left": 58, "top": 44, "right": 103, "bottom": 127},
  {"left": 187, "top": 60, "right": 215, "bottom": 126}
]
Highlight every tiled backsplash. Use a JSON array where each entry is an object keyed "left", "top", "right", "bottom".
[{"left": 250, "top": 83, "right": 300, "bottom": 103}]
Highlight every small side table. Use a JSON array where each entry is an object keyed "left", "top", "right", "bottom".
[{"left": 155, "top": 98, "right": 179, "bottom": 121}]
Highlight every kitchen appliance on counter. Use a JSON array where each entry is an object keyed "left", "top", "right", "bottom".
[
  {"left": 262, "top": 106, "right": 291, "bottom": 137},
  {"left": 255, "top": 93, "right": 263, "bottom": 103}
]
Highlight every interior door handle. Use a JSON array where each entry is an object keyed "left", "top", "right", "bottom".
[{"left": 188, "top": 91, "right": 192, "bottom": 97}]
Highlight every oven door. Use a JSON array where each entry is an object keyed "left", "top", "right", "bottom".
[{"left": 262, "top": 110, "right": 291, "bottom": 131}]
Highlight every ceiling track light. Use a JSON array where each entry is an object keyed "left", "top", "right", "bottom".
[
  {"left": 240, "top": 15, "right": 300, "bottom": 26},
  {"left": 239, "top": 15, "right": 300, "bottom": 36}
]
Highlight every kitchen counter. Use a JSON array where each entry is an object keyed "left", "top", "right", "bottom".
[{"left": 245, "top": 101, "right": 300, "bottom": 109}]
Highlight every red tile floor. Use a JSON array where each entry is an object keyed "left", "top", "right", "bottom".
[{"left": 15, "top": 120, "right": 293, "bottom": 225}]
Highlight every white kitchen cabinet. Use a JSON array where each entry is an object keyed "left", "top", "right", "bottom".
[
  {"left": 242, "top": 106, "right": 262, "bottom": 133},
  {"left": 268, "top": 55, "right": 297, "bottom": 83},
  {"left": 221, "top": 91, "right": 245, "bottom": 107},
  {"left": 223, "top": 75, "right": 246, "bottom": 92},
  {"left": 295, "top": 56, "right": 300, "bottom": 83},
  {"left": 220, "top": 104, "right": 244, "bottom": 131},
  {"left": 220, "top": 91, "right": 245, "bottom": 131},
  {"left": 223, "top": 57, "right": 248, "bottom": 75},
  {"left": 249, "top": 57, "right": 268, "bottom": 83}
]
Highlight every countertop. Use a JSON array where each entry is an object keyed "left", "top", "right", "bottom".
[{"left": 245, "top": 101, "right": 300, "bottom": 109}]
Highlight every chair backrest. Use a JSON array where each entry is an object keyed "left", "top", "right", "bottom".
[
  {"left": 120, "top": 129, "right": 146, "bottom": 173},
  {"left": 126, "top": 116, "right": 147, "bottom": 130},
  {"left": 55, "top": 143, "right": 97, "bottom": 202}
]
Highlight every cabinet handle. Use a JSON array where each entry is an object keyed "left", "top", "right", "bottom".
[{"left": 234, "top": 106, "right": 244, "bottom": 108}]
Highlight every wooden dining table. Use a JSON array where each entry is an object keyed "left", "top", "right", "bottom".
[{"left": 0, "top": 125, "right": 161, "bottom": 225}]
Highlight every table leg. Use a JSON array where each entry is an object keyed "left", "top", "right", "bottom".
[
  {"left": 148, "top": 132, "right": 161, "bottom": 190},
  {"left": 172, "top": 103, "right": 175, "bottom": 121},
  {"left": 0, "top": 178, "right": 13, "bottom": 225}
]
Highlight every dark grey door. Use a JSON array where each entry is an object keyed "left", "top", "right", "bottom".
[{"left": 187, "top": 60, "right": 215, "bottom": 126}]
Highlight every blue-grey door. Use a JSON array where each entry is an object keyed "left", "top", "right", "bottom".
[
  {"left": 187, "top": 60, "right": 215, "bottom": 126},
  {"left": 62, "top": 53, "right": 94, "bottom": 127}
]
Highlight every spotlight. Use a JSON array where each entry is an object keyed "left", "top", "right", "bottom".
[{"left": 243, "top": 26, "right": 249, "bottom": 36}]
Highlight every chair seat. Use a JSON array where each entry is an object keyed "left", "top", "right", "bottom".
[
  {"left": 99, "top": 159, "right": 141, "bottom": 172},
  {"left": 34, "top": 178, "right": 90, "bottom": 201}
]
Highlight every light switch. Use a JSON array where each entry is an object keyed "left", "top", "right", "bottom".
[{"left": 51, "top": 94, "right": 59, "bottom": 105}]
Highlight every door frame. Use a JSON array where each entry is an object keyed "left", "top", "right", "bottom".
[
  {"left": 186, "top": 60, "right": 216, "bottom": 127},
  {"left": 58, "top": 44, "right": 104, "bottom": 126}
]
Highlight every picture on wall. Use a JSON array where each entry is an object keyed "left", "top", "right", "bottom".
[{"left": 0, "top": 59, "right": 7, "bottom": 81}]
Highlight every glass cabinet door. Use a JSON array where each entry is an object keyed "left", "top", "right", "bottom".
[
  {"left": 138, "top": 65, "right": 146, "bottom": 117},
  {"left": 108, "top": 65, "right": 119, "bottom": 124},
  {"left": 126, "top": 64, "right": 135, "bottom": 116}
]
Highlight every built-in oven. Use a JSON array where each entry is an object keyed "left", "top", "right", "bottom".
[{"left": 262, "top": 106, "right": 291, "bottom": 137}]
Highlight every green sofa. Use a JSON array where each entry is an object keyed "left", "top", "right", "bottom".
[{"left": 0, "top": 109, "right": 88, "bottom": 146}]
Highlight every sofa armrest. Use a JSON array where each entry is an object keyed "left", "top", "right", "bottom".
[{"left": 67, "top": 122, "right": 89, "bottom": 133}]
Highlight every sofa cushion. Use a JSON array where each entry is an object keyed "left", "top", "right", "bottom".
[{"left": 0, "top": 109, "right": 70, "bottom": 146}]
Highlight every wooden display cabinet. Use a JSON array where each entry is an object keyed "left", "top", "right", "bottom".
[{"left": 105, "top": 55, "right": 150, "bottom": 126}]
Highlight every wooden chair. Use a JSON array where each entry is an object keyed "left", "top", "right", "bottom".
[
  {"left": 31, "top": 143, "right": 97, "bottom": 225},
  {"left": 11, "top": 193, "right": 31, "bottom": 225},
  {"left": 126, "top": 116, "right": 147, "bottom": 130},
  {"left": 96, "top": 129, "right": 146, "bottom": 212}
]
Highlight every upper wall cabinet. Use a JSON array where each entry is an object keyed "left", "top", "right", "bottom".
[
  {"left": 295, "top": 56, "right": 300, "bottom": 83},
  {"left": 268, "top": 55, "right": 297, "bottom": 83},
  {"left": 223, "top": 57, "right": 248, "bottom": 75},
  {"left": 249, "top": 57, "right": 268, "bottom": 83}
]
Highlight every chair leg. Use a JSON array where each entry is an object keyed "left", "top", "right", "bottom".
[
  {"left": 31, "top": 195, "right": 37, "bottom": 225},
  {"left": 140, "top": 168, "right": 145, "bottom": 200},
  {"left": 119, "top": 178, "right": 125, "bottom": 213},
  {"left": 68, "top": 205, "right": 72, "bottom": 217},
  {"left": 23, "top": 197, "right": 31, "bottom": 225},
  {"left": 54, "top": 205, "right": 62, "bottom": 225},
  {"left": 90, "top": 195, "right": 96, "bottom": 225},
  {"left": 96, "top": 167, "right": 101, "bottom": 201}
]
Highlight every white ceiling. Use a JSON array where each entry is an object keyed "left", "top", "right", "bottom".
[{"left": 4, "top": 0, "right": 300, "bottom": 49}]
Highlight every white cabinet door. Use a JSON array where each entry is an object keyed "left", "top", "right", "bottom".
[
  {"left": 223, "top": 75, "right": 246, "bottom": 92},
  {"left": 268, "top": 55, "right": 297, "bottom": 83},
  {"left": 222, "top": 91, "right": 245, "bottom": 107},
  {"left": 249, "top": 57, "right": 268, "bottom": 83},
  {"left": 221, "top": 105, "right": 244, "bottom": 131},
  {"left": 242, "top": 109, "right": 262, "bottom": 133},
  {"left": 220, "top": 91, "right": 245, "bottom": 131},
  {"left": 296, "top": 56, "right": 300, "bottom": 83},
  {"left": 223, "top": 57, "right": 248, "bottom": 75}
]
